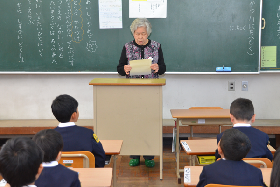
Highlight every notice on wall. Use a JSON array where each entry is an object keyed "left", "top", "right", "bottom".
[
  {"left": 261, "top": 46, "right": 277, "bottom": 67},
  {"left": 129, "top": 0, "right": 167, "bottom": 18},
  {"left": 99, "top": 0, "right": 123, "bottom": 29}
]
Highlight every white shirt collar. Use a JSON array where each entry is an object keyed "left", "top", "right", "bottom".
[
  {"left": 58, "top": 122, "right": 75, "bottom": 127},
  {"left": 233, "top": 123, "right": 251, "bottom": 127},
  {"left": 42, "top": 161, "right": 59, "bottom": 167},
  {"left": 22, "top": 185, "right": 37, "bottom": 187}
]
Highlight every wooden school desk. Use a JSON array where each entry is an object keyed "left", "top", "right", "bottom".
[
  {"left": 0, "top": 168, "right": 113, "bottom": 187},
  {"left": 170, "top": 108, "right": 231, "bottom": 183},
  {"left": 183, "top": 166, "right": 271, "bottom": 187},
  {"left": 100, "top": 140, "right": 123, "bottom": 186},
  {"left": 180, "top": 139, "right": 276, "bottom": 166},
  {"left": 72, "top": 168, "right": 113, "bottom": 187},
  {"left": 90, "top": 78, "right": 165, "bottom": 179}
]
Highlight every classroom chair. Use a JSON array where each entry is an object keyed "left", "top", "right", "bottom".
[
  {"left": 205, "top": 184, "right": 262, "bottom": 187},
  {"left": 58, "top": 151, "right": 95, "bottom": 168},
  {"left": 242, "top": 158, "right": 273, "bottom": 168},
  {"left": 216, "top": 158, "right": 272, "bottom": 168}
]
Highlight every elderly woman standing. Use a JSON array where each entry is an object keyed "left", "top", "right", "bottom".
[
  {"left": 117, "top": 18, "right": 166, "bottom": 167},
  {"left": 117, "top": 18, "right": 166, "bottom": 78}
]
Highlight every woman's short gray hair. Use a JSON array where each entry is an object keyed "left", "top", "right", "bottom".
[{"left": 130, "top": 18, "right": 152, "bottom": 36}]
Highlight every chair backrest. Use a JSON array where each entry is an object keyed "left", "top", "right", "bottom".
[
  {"left": 242, "top": 158, "right": 273, "bottom": 168},
  {"left": 58, "top": 151, "right": 95, "bottom": 168},
  {"left": 216, "top": 157, "right": 272, "bottom": 168},
  {"left": 205, "top": 184, "right": 262, "bottom": 187}
]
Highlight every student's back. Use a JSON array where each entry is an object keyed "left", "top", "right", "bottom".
[
  {"left": 197, "top": 159, "right": 265, "bottom": 186},
  {"left": 217, "top": 126, "right": 273, "bottom": 160},
  {"left": 55, "top": 125, "right": 96, "bottom": 151},
  {"left": 51, "top": 94, "right": 106, "bottom": 168},
  {"left": 54, "top": 124, "right": 105, "bottom": 167},
  {"left": 197, "top": 128, "right": 266, "bottom": 187},
  {"left": 216, "top": 98, "right": 273, "bottom": 161},
  {"left": 33, "top": 129, "right": 81, "bottom": 187},
  {"left": 35, "top": 164, "right": 80, "bottom": 187}
]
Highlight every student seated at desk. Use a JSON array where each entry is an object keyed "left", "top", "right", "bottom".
[
  {"left": 197, "top": 128, "right": 266, "bottom": 187},
  {"left": 216, "top": 98, "right": 273, "bottom": 161},
  {"left": 33, "top": 129, "right": 81, "bottom": 187},
  {"left": 0, "top": 137, "right": 43, "bottom": 187},
  {"left": 52, "top": 94, "right": 106, "bottom": 168}
]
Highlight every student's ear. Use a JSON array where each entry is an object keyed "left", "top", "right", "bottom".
[
  {"left": 230, "top": 114, "right": 235, "bottom": 123},
  {"left": 251, "top": 114, "right": 256, "bottom": 123},
  {"left": 56, "top": 151, "right": 62, "bottom": 162},
  {"left": 217, "top": 140, "right": 225, "bottom": 158},
  {"left": 70, "top": 112, "right": 78, "bottom": 122},
  {"left": 71, "top": 112, "right": 76, "bottom": 120},
  {"left": 35, "top": 164, "right": 43, "bottom": 180}
]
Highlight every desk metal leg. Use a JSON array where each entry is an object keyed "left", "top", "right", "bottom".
[
  {"left": 176, "top": 119, "right": 181, "bottom": 184},
  {"left": 113, "top": 155, "right": 117, "bottom": 187},
  {"left": 160, "top": 130, "right": 163, "bottom": 180},
  {"left": 191, "top": 155, "right": 196, "bottom": 166},
  {"left": 219, "top": 125, "right": 221, "bottom": 133},
  {"left": 190, "top": 125, "right": 193, "bottom": 137},
  {"left": 189, "top": 155, "right": 195, "bottom": 166}
]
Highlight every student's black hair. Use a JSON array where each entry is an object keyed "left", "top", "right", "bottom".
[
  {"left": 0, "top": 137, "right": 43, "bottom": 187},
  {"left": 230, "top": 98, "right": 254, "bottom": 121},
  {"left": 51, "top": 94, "right": 78, "bottom": 123},
  {"left": 270, "top": 147, "right": 280, "bottom": 187},
  {"left": 33, "top": 129, "right": 63, "bottom": 162},
  {"left": 220, "top": 128, "right": 251, "bottom": 161}
]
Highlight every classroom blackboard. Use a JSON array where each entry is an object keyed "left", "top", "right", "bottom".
[
  {"left": 260, "top": 0, "right": 280, "bottom": 71},
  {"left": 0, "top": 0, "right": 261, "bottom": 72}
]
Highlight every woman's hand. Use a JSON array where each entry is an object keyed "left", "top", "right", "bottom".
[
  {"left": 124, "top": 65, "right": 132, "bottom": 75},
  {"left": 150, "top": 63, "right": 159, "bottom": 73}
]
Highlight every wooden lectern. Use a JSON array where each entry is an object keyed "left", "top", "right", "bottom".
[{"left": 89, "top": 78, "right": 166, "bottom": 179}]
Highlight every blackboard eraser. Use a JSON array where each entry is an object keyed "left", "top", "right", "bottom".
[
  {"left": 216, "top": 67, "right": 224, "bottom": 72},
  {"left": 223, "top": 67, "right": 231, "bottom": 72},
  {"left": 216, "top": 67, "right": 231, "bottom": 72}
]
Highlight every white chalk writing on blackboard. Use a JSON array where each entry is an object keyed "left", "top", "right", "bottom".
[
  {"left": 85, "top": 0, "right": 98, "bottom": 53},
  {"left": 57, "top": 0, "right": 64, "bottom": 60},
  {"left": 71, "top": 0, "right": 84, "bottom": 43},
  {"left": 277, "top": 6, "right": 280, "bottom": 39},
  {"left": 50, "top": 1, "right": 57, "bottom": 64},
  {"left": 230, "top": 25, "right": 246, "bottom": 31},
  {"left": 66, "top": 0, "right": 75, "bottom": 65},
  {"left": 27, "top": 0, "right": 34, "bottom": 25},
  {"left": 36, "top": 0, "right": 43, "bottom": 57},
  {"left": 17, "top": 2, "right": 24, "bottom": 63},
  {"left": 13, "top": 0, "right": 98, "bottom": 67},
  {"left": 247, "top": 1, "right": 255, "bottom": 56}
]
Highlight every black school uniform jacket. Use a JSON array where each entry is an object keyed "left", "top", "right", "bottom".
[
  {"left": 197, "top": 159, "right": 266, "bottom": 187},
  {"left": 54, "top": 125, "right": 106, "bottom": 167},
  {"left": 216, "top": 126, "right": 273, "bottom": 161},
  {"left": 35, "top": 164, "right": 80, "bottom": 187}
]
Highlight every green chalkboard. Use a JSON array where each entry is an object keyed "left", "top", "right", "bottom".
[
  {"left": 260, "top": 0, "right": 280, "bottom": 71},
  {"left": 0, "top": 0, "right": 261, "bottom": 72}
]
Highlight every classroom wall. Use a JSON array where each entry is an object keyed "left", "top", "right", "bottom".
[{"left": 0, "top": 73, "right": 280, "bottom": 120}]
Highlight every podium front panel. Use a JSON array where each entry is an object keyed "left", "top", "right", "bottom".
[{"left": 93, "top": 85, "right": 163, "bottom": 156}]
